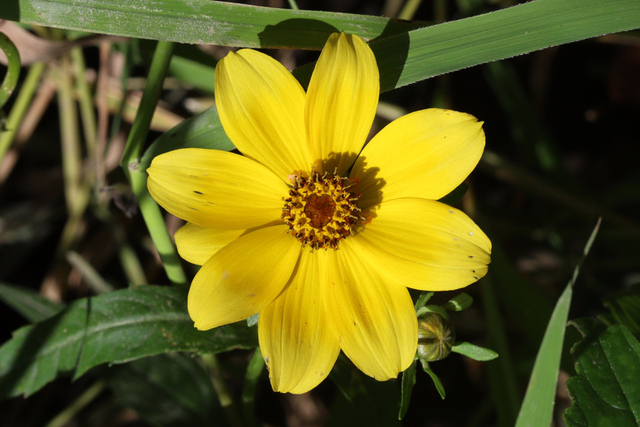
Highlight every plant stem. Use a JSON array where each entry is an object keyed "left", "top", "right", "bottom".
[
  {"left": 45, "top": 381, "right": 106, "bottom": 427},
  {"left": 120, "top": 40, "right": 187, "bottom": 286},
  {"left": 202, "top": 353, "right": 245, "bottom": 427},
  {"left": 0, "top": 62, "right": 46, "bottom": 161}
]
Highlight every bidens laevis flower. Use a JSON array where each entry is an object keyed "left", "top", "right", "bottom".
[{"left": 147, "top": 33, "right": 491, "bottom": 394}]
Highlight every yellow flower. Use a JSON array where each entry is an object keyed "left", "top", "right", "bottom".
[{"left": 147, "top": 33, "right": 491, "bottom": 394}]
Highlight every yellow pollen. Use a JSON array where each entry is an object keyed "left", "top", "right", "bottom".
[{"left": 281, "top": 171, "right": 361, "bottom": 250}]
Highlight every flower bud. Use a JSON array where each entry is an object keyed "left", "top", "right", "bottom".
[{"left": 417, "top": 312, "right": 455, "bottom": 362}]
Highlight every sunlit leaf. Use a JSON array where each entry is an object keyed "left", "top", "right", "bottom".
[
  {"left": 515, "top": 219, "right": 601, "bottom": 427},
  {"left": 0, "top": 286, "right": 257, "bottom": 399}
]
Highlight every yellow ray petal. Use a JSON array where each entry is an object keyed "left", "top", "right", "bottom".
[
  {"left": 188, "top": 225, "right": 300, "bottom": 330},
  {"left": 352, "top": 109, "right": 485, "bottom": 209},
  {"left": 215, "top": 49, "right": 313, "bottom": 180},
  {"left": 350, "top": 198, "right": 491, "bottom": 291},
  {"left": 174, "top": 222, "right": 247, "bottom": 266},
  {"left": 305, "top": 33, "right": 379, "bottom": 176},
  {"left": 259, "top": 249, "right": 340, "bottom": 394},
  {"left": 323, "top": 246, "right": 417, "bottom": 381},
  {"left": 147, "top": 148, "right": 286, "bottom": 229}
]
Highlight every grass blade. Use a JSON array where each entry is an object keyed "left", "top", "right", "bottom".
[{"left": 515, "top": 219, "right": 602, "bottom": 427}]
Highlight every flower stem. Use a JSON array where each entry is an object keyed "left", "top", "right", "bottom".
[
  {"left": 45, "top": 381, "right": 106, "bottom": 427},
  {"left": 202, "top": 353, "right": 246, "bottom": 427},
  {"left": 241, "top": 347, "right": 265, "bottom": 426},
  {"left": 120, "top": 40, "right": 187, "bottom": 286},
  {"left": 0, "top": 62, "right": 46, "bottom": 161}
]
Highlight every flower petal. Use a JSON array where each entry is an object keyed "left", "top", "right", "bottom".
[
  {"left": 259, "top": 249, "right": 340, "bottom": 394},
  {"left": 351, "top": 198, "right": 491, "bottom": 291},
  {"left": 323, "top": 245, "right": 417, "bottom": 381},
  {"left": 352, "top": 109, "right": 485, "bottom": 209},
  {"left": 305, "top": 33, "right": 379, "bottom": 175},
  {"left": 188, "top": 225, "right": 300, "bottom": 330},
  {"left": 215, "top": 49, "right": 313, "bottom": 180},
  {"left": 147, "top": 148, "right": 286, "bottom": 229},
  {"left": 175, "top": 222, "right": 247, "bottom": 265}
]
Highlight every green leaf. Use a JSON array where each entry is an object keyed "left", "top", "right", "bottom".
[
  {"left": 0, "top": 282, "right": 65, "bottom": 323},
  {"left": 414, "top": 292, "right": 434, "bottom": 312},
  {"left": 0, "top": 285, "right": 257, "bottom": 399},
  {"left": 442, "top": 292, "right": 473, "bottom": 312},
  {"left": 515, "top": 219, "right": 601, "bottom": 427},
  {"left": 328, "top": 356, "right": 401, "bottom": 427},
  {"left": 3, "top": 1, "right": 638, "bottom": 93},
  {"left": 105, "top": 352, "right": 227, "bottom": 427},
  {"left": 420, "top": 360, "right": 445, "bottom": 400},
  {"left": 398, "top": 359, "right": 417, "bottom": 420},
  {"left": 140, "top": 105, "right": 234, "bottom": 171},
  {"left": 564, "top": 319, "right": 640, "bottom": 427},
  {"left": 451, "top": 342, "right": 498, "bottom": 362},
  {"left": 2, "top": 1, "right": 421, "bottom": 49},
  {"left": 603, "top": 292, "right": 640, "bottom": 336}
]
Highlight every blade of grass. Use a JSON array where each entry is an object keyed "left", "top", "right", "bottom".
[
  {"left": 2, "top": 0, "right": 639, "bottom": 93},
  {"left": 515, "top": 219, "right": 602, "bottom": 427}
]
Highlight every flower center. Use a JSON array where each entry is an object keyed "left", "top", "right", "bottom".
[{"left": 282, "top": 171, "right": 361, "bottom": 250}]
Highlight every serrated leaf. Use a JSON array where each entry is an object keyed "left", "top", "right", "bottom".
[
  {"left": 0, "top": 286, "right": 257, "bottom": 399},
  {"left": 451, "top": 342, "right": 498, "bottom": 362},
  {"left": 105, "top": 353, "right": 227, "bottom": 427},
  {"left": 564, "top": 319, "right": 640, "bottom": 427},
  {"left": 0, "top": 282, "right": 65, "bottom": 323},
  {"left": 603, "top": 292, "right": 640, "bottom": 337}
]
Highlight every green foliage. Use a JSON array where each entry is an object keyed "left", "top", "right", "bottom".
[
  {"left": 515, "top": 219, "right": 601, "bottom": 427},
  {"left": 1, "top": 0, "right": 638, "bottom": 93},
  {"left": 451, "top": 342, "right": 498, "bottom": 361},
  {"left": 0, "top": 286, "right": 257, "bottom": 399},
  {"left": 564, "top": 318, "right": 640, "bottom": 426},
  {"left": 0, "top": 283, "right": 65, "bottom": 323},
  {"left": 140, "top": 105, "right": 234, "bottom": 171},
  {"left": 603, "top": 292, "right": 640, "bottom": 336},
  {"left": 105, "top": 353, "right": 228, "bottom": 427},
  {"left": 0, "top": 32, "right": 20, "bottom": 110},
  {"left": 398, "top": 360, "right": 417, "bottom": 420}
]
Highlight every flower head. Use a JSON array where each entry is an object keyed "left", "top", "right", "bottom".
[{"left": 147, "top": 33, "right": 491, "bottom": 394}]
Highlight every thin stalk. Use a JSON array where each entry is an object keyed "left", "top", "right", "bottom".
[
  {"left": 287, "top": 0, "right": 299, "bottom": 10},
  {"left": 398, "top": 0, "right": 423, "bottom": 20},
  {"left": 0, "top": 62, "right": 46, "bottom": 161},
  {"left": 45, "top": 381, "right": 106, "bottom": 427},
  {"left": 241, "top": 347, "right": 265, "bottom": 427},
  {"left": 481, "top": 276, "right": 520, "bottom": 427},
  {"left": 66, "top": 251, "right": 115, "bottom": 294},
  {"left": 58, "top": 55, "right": 88, "bottom": 216},
  {"left": 202, "top": 353, "right": 245, "bottom": 427},
  {"left": 70, "top": 47, "right": 98, "bottom": 184},
  {"left": 120, "top": 41, "right": 186, "bottom": 286}
]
